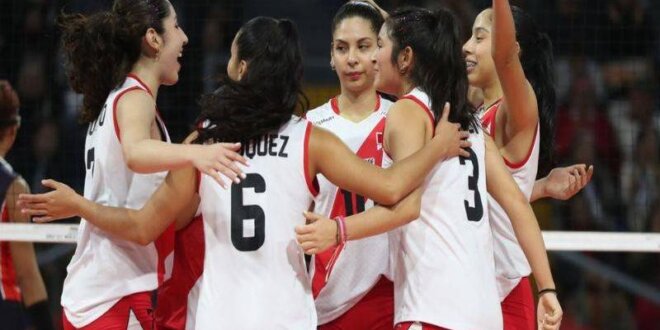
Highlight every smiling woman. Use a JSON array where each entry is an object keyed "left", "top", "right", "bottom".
[{"left": 53, "top": 0, "right": 248, "bottom": 328}]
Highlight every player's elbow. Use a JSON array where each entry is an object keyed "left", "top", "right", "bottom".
[
  {"left": 124, "top": 148, "right": 150, "bottom": 174},
  {"left": 133, "top": 232, "right": 154, "bottom": 246}
]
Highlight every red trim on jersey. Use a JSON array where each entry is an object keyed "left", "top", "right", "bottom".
[
  {"left": 303, "top": 122, "right": 319, "bottom": 197},
  {"left": 195, "top": 170, "right": 202, "bottom": 193},
  {"left": 399, "top": 95, "right": 435, "bottom": 133},
  {"left": 481, "top": 100, "right": 537, "bottom": 169},
  {"left": 331, "top": 97, "right": 341, "bottom": 115},
  {"left": 480, "top": 100, "right": 501, "bottom": 138},
  {"left": 503, "top": 124, "right": 538, "bottom": 169},
  {"left": 0, "top": 204, "right": 21, "bottom": 302},
  {"left": 156, "top": 216, "right": 205, "bottom": 330},
  {"left": 127, "top": 73, "right": 154, "bottom": 98},
  {"left": 63, "top": 291, "right": 154, "bottom": 330},
  {"left": 155, "top": 223, "right": 175, "bottom": 285},
  {"left": 330, "top": 95, "right": 382, "bottom": 116},
  {"left": 112, "top": 86, "right": 144, "bottom": 142}
]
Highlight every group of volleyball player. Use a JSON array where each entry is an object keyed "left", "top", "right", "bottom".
[{"left": 13, "top": 0, "right": 594, "bottom": 329}]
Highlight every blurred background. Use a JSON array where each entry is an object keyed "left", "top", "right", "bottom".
[{"left": 0, "top": 0, "right": 658, "bottom": 329}]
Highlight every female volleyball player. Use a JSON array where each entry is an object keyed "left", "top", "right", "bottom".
[
  {"left": 462, "top": 0, "right": 588, "bottom": 328},
  {"left": 53, "top": 0, "right": 246, "bottom": 328},
  {"left": 304, "top": 2, "right": 394, "bottom": 329},
  {"left": 296, "top": 7, "right": 562, "bottom": 329},
  {"left": 0, "top": 81, "right": 53, "bottom": 330},
  {"left": 19, "top": 16, "right": 469, "bottom": 328}
]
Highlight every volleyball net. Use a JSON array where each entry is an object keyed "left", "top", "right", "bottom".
[{"left": 1, "top": 223, "right": 659, "bottom": 252}]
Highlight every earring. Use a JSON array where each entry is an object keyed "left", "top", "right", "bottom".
[{"left": 330, "top": 63, "right": 335, "bottom": 71}]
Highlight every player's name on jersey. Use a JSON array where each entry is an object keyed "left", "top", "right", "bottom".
[{"left": 240, "top": 134, "right": 290, "bottom": 159}]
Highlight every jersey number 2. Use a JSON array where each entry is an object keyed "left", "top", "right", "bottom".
[
  {"left": 231, "top": 173, "right": 266, "bottom": 251},
  {"left": 459, "top": 148, "right": 483, "bottom": 222}
]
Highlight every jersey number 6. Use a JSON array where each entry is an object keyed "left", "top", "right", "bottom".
[{"left": 231, "top": 173, "right": 266, "bottom": 251}]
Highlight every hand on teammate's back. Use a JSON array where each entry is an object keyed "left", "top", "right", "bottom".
[
  {"left": 17, "top": 179, "right": 80, "bottom": 222},
  {"left": 433, "top": 102, "right": 472, "bottom": 159},
  {"left": 192, "top": 142, "right": 249, "bottom": 189}
]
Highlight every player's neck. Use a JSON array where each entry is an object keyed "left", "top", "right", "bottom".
[
  {"left": 336, "top": 87, "right": 378, "bottom": 122},
  {"left": 482, "top": 81, "right": 503, "bottom": 110},
  {"left": 129, "top": 64, "right": 160, "bottom": 100}
]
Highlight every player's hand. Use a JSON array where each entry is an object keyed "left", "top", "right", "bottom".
[
  {"left": 190, "top": 142, "right": 248, "bottom": 189},
  {"left": 433, "top": 102, "right": 472, "bottom": 159},
  {"left": 295, "top": 211, "right": 338, "bottom": 255},
  {"left": 537, "top": 292, "right": 562, "bottom": 330},
  {"left": 17, "top": 179, "right": 81, "bottom": 222},
  {"left": 543, "top": 164, "right": 594, "bottom": 200}
]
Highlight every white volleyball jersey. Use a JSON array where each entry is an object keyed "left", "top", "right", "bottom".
[
  {"left": 306, "top": 96, "right": 393, "bottom": 324},
  {"left": 480, "top": 100, "right": 540, "bottom": 300},
  {"left": 62, "top": 74, "right": 173, "bottom": 327},
  {"left": 195, "top": 117, "right": 317, "bottom": 329},
  {"left": 390, "top": 89, "right": 501, "bottom": 329}
]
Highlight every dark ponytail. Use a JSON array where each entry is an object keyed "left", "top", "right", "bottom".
[
  {"left": 195, "top": 17, "right": 308, "bottom": 143},
  {"left": 59, "top": 0, "right": 170, "bottom": 124},
  {"left": 511, "top": 6, "right": 556, "bottom": 176},
  {"left": 386, "top": 7, "right": 478, "bottom": 131}
]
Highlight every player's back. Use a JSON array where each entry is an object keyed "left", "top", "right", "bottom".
[
  {"left": 63, "top": 74, "right": 173, "bottom": 327},
  {"left": 195, "top": 116, "right": 317, "bottom": 329},
  {"left": 390, "top": 88, "right": 501, "bottom": 329}
]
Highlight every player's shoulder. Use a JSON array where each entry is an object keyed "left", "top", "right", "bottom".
[{"left": 305, "top": 100, "right": 335, "bottom": 126}]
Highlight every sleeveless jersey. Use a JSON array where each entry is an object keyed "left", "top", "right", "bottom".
[
  {"left": 195, "top": 116, "right": 317, "bottom": 329},
  {"left": 390, "top": 89, "right": 502, "bottom": 329},
  {"left": 306, "top": 95, "right": 393, "bottom": 325},
  {"left": 480, "top": 100, "right": 540, "bottom": 300},
  {"left": 62, "top": 74, "right": 174, "bottom": 327},
  {"left": 0, "top": 158, "right": 19, "bottom": 302}
]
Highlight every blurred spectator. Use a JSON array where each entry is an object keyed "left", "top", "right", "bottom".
[
  {"left": 621, "top": 128, "right": 659, "bottom": 231},
  {"left": 556, "top": 75, "right": 621, "bottom": 175}
]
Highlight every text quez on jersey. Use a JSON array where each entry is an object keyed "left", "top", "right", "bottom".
[{"left": 240, "top": 134, "right": 290, "bottom": 159}]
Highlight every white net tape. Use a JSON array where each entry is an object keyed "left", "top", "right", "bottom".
[{"left": 1, "top": 223, "right": 659, "bottom": 252}]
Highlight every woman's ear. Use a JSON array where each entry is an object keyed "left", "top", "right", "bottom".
[
  {"left": 397, "top": 46, "right": 414, "bottom": 75},
  {"left": 144, "top": 28, "right": 164, "bottom": 58}
]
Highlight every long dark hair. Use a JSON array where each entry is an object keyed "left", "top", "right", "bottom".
[
  {"left": 386, "top": 7, "right": 478, "bottom": 131},
  {"left": 0, "top": 80, "right": 21, "bottom": 135},
  {"left": 195, "top": 17, "right": 308, "bottom": 143},
  {"left": 511, "top": 6, "right": 556, "bottom": 176},
  {"left": 59, "top": 0, "right": 171, "bottom": 124},
  {"left": 331, "top": 1, "right": 384, "bottom": 36}
]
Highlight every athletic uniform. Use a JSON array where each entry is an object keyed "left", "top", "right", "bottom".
[
  {"left": 390, "top": 89, "right": 502, "bottom": 330},
  {"left": 155, "top": 214, "right": 204, "bottom": 330},
  {"left": 480, "top": 100, "right": 540, "bottom": 330},
  {"left": 194, "top": 116, "right": 317, "bottom": 329},
  {"left": 62, "top": 74, "right": 174, "bottom": 329},
  {"left": 0, "top": 158, "right": 26, "bottom": 330},
  {"left": 306, "top": 95, "right": 394, "bottom": 329}
]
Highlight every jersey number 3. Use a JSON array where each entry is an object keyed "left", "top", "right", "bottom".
[
  {"left": 459, "top": 148, "right": 483, "bottom": 222},
  {"left": 231, "top": 173, "right": 266, "bottom": 251}
]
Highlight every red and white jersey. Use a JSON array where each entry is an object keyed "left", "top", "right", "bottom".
[
  {"left": 0, "top": 158, "right": 20, "bottom": 302},
  {"left": 62, "top": 74, "right": 174, "bottom": 327},
  {"left": 305, "top": 95, "right": 393, "bottom": 324},
  {"left": 390, "top": 89, "right": 501, "bottom": 329},
  {"left": 480, "top": 100, "right": 540, "bottom": 300},
  {"left": 195, "top": 116, "right": 317, "bottom": 329}
]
